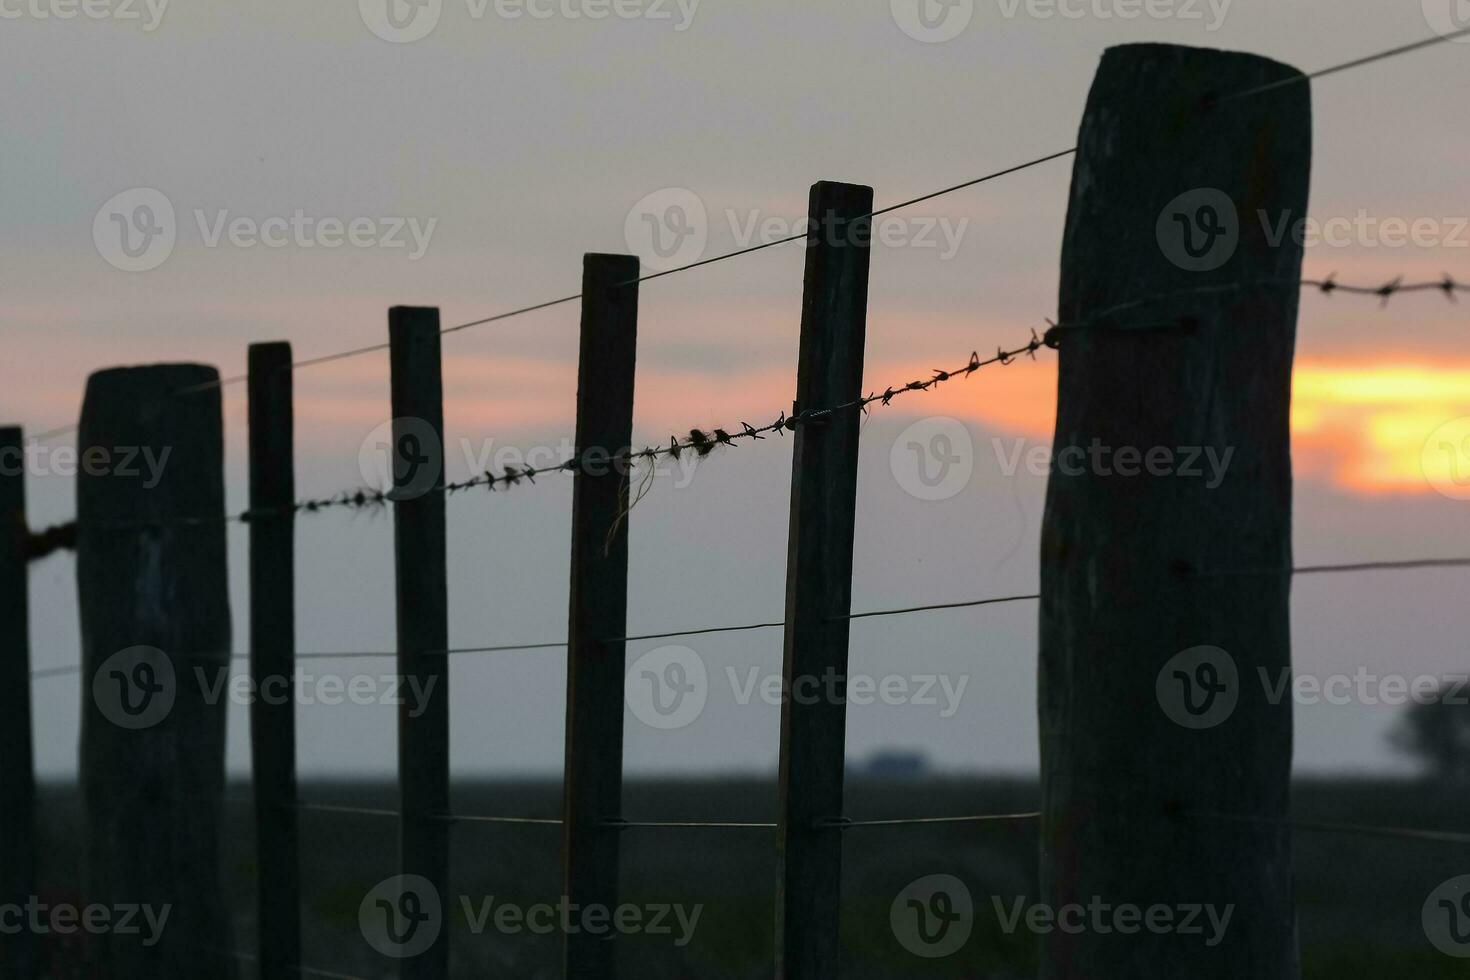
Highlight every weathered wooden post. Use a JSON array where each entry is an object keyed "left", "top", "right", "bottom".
[
  {"left": 562, "top": 253, "right": 640, "bottom": 980},
  {"left": 1039, "top": 44, "right": 1310, "bottom": 979},
  {"left": 78, "top": 366, "right": 233, "bottom": 977},
  {"left": 775, "top": 180, "right": 873, "bottom": 979},
  {"left": 0, "top": 427, "right": 37, "bottom": 980},
  {"left": 389, "top": 308, "right": 451, "bottom": 980},
  {"left": 248, "top": 343, "right": 301, "bottom": 980}
]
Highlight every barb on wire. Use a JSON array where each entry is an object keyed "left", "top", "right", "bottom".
[
  {"left": 31, "top": 333, "right": 1048, "bottom": 544},
  {"left": 23, "top": 522, "right": 76, "bottom": 561},
  {"left": 1080, "top": 275, "right": 1467, "bottom": 326}
]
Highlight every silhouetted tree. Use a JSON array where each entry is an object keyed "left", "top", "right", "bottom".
[{"left": 1393, "top": 682, "right": 1470, "bottom": 779}]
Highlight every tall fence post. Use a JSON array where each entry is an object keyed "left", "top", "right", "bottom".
[
  {"left": 77, "top": 365, "right": 233, "bottom": 977},
  {"left": 1039, "top": 44, "right": 1310, "bottom": 979},
  {"left": 389, "top": 307, "right": 451, "bottom": 980},
  {"left": 0, "top": 426, "right": 37, "bottom": 980},
  {"left": 561, "top": 253, "right": 640, "bottom": 980},
  {"left": 775, "top": 180, "right": 873, "bottom": 979},
  {"left": 248, "top": 343, "right": 301, "bottom": 980}
]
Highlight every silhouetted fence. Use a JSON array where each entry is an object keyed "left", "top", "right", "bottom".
[{"left": 4, "top": 34, "right": 1470, "bottom": 980}]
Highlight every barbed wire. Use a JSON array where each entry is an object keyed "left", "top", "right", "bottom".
[
  {"left": 22, "top": 272, "right": 1465, "bottom": 558},
  {"left": 20, "top": 332, "right": 1049, "bottom": 545},
  {"left": 1086, "top": 273, "right": 1466, "bottom": 325}
]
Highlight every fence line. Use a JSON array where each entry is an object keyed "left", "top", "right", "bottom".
[{"left": 9, "top": 28, "right": 1470, "bottom": 979}]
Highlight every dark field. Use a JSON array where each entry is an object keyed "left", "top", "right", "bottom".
[{"left": 28, "top": 777, "right": 1470, "bottom": 978}]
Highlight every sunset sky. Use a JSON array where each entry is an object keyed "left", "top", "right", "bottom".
[{"left": 5, "top": 0, "right": 1470, "bottom": 779}]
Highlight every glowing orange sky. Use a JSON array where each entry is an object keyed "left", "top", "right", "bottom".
[{"left": 794, "top": 357, "right": 1470, "bottom": 498}]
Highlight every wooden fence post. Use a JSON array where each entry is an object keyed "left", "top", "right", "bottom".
[
  {"left": 248, "top": 343, "right": 301, "bottom": 980},
  {"left": 77, "top": 366, "right": 232, "bottom": 977},
  {"left": 775, "top": 180, "right": 874, "bottom": 979},
  {"left": 389, "top": 308, "right": 451, "bottom": 980},
  {"left": 1039, "top": 44, "right": 1310, "bottom": 979},
  {"left": 0, "top": 426, "right": 37, "bottom": 980},
  {"left": 561, "top": 253, "right": 640, "bottom": 980}
]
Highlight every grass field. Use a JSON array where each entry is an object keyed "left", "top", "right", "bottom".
[{"left": 27, "top": 776, "right": 1470, "bottom": 977}]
